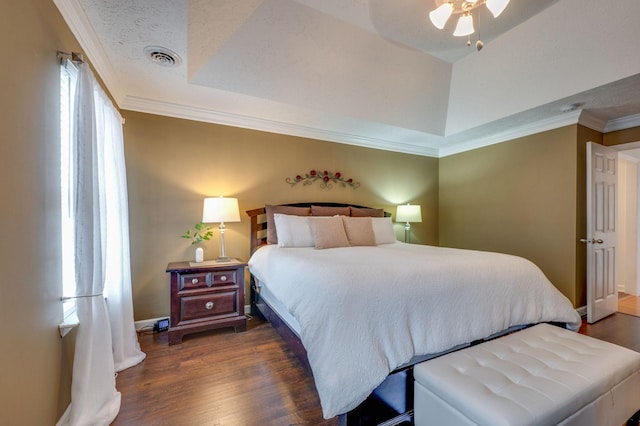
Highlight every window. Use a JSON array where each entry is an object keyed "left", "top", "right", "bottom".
[{"left": 60, "top": 60, "right": 78, "bottom": 325}]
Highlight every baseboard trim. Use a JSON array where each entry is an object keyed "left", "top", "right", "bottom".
[
  {"left": 135, "top": 317, "right": 166, "bottom": 331},
  {"left": 576, "top": 306, "right": 587, "bottom": 318}
]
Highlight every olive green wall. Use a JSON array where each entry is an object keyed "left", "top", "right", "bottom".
[
  {"left": 122, "top": 111, "right": 439, "bottom": 320},
  {"left": 604, "top": 126, "right": 640, "bottom": 147},
  {"left": 120, "top": 113, "right": 640, "bottom": 320},
  {"left": 439, "top": 126, "right": 582, "bottom": 306},
  {"left": 0, "top": 0, "right": 82, "bottom": 424}
]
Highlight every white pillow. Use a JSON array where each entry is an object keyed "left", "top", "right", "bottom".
[
  {"left": 371, "top": 217, "right": 397, "bottom": 244},
  {"left": 273, "top": 213, "right": 315, "bottom": 248}
]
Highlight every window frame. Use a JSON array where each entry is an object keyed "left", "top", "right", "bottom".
[{"left": 59, "top": 59, "right": 79, "bottom": 336}]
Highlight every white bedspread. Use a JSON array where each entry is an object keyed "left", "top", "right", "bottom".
[{"left": 248, "top": 243, "right": 582, "bottom": 419}]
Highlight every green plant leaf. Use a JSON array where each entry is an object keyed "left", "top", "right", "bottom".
[{"left": 183, "top": 222, "right": 214, "bottom": 245}]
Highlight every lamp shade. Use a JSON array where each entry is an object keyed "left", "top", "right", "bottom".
[
  {"left": 428, "top": 3, "right": 453, "bottom": 29},
  {"left": 486, "top": 0, "right": 510, "bottom": 18},
  {"left": 202, "top": 197, "right": 240, "bottom": 223},
  {"left": 396, "top": 204, "right": 422, "bottom": 223},
  {"left": 453, "top": 14, "right": 474, "bottom": 36}
]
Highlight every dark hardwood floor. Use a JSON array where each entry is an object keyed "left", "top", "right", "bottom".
[
  {"left": 113, "top": 315, "right": 336, "bottom": 426},
  {"left": 579, "top": 312, "right": 640, "bottom": 352},
  {"left": 112, "top": 313, "right": 640, "bottom": 425}
]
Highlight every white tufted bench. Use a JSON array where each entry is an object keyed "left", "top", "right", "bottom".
[{"left": 414, "top": 323, "right": 640, "bottom": 426}]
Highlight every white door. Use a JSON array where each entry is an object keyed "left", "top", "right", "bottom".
[{"left": 585, "top": 142, "right": 619, "bottom": 323}]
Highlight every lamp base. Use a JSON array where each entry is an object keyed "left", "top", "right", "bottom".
[
  {"left": 216, "top": 256, "right": 231, "bottom": 262},
  {"left": 404, "top": 222, "right": 411, "bottom": 243}
]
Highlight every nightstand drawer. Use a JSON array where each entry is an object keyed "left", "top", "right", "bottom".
[
  {"left": 179, "top": 272, "right": 210, "bottom": 290},
  {"left": 212, "top": 270, "right": 236, "bottom": 286},
  {"left": 179, "top": 291, "right": 237, "bottom": 322}
]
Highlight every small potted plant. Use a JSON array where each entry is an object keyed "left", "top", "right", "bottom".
[{"left": 181, "top": 222, "right": 213, "bottom": 263}]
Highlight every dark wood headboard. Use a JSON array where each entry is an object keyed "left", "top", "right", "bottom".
[{"left": 246, "top": 202, "right": 391, "bottom": 254}]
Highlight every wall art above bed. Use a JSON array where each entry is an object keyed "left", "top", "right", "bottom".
[{"left": 285, "top": 169, "right": 360, "bottom": 189}]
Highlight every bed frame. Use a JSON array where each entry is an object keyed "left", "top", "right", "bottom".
[{"left": 245, "top": 202, "right": 534, "bottom": 426}]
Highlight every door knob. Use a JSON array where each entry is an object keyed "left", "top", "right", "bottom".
[{"left": 580, "top": 238, "right": 604, "bottom": 244}]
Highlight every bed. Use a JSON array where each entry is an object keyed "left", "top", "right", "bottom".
[{"left": 246, "top": 202, "right": 582, "bottom": 425}]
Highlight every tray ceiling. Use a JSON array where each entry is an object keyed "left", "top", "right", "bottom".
[{"left": 55, "top": 0, "right": 640, "bottom": 157}]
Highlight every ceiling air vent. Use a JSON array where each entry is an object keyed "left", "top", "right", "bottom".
[{"left": 143, "top": 46, "right": 181, "bottom": 67}]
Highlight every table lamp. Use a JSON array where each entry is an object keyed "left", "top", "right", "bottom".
[
  {"left": 396, "top": 203, "right": 422, "bottom": 243},
  {"left": 202, "top": 196, "right": 241, "bottom": 261}
]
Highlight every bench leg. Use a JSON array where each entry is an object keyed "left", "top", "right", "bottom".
[{"left": 627, "top": 409, "right": 640, "bottom": 426}]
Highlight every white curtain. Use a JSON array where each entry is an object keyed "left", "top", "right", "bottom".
[{"left": 58, "top": 63, "right": 145, "bottom": 426}]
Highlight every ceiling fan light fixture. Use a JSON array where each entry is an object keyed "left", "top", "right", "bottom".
[
  {"left": 485, "top": 0, "right": 510, "bottom": 18},
  {"left": 428, "top": 0, "right": 510, "bottom": 47},
  {"left": 429, "top": 2, "right": 453, "bottom": 29},
  {"left": 453, "top": 13, "right": 474, "bottom": 36}
]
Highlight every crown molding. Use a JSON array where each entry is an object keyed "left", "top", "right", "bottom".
[
  {"left": 120, "top": 96, "right": 441, "bottom": 157},
  {"left": 578, "top": 110, "right": 608, "bottom": 132},
  {"left": 579, "top": 111, "right": 640, "bottom": 134},
  {"left": 122, "top": 95, "right": 602, "bottom": 159},
  {"left": 54, "top": 0, "right": 125, "bottom": 104},
  {"left": 438, "top": 110, "right": 582, "bottom": 157},
  {"left": 604, "top": 113, "right": 640, "bottom": 133}
]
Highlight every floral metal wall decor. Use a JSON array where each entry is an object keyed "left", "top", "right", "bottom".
[{"left": 286, "top": 169, "right": 360, "bottom": 189}]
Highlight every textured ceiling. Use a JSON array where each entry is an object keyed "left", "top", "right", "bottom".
[{"left": 55, "top": 0, "right": 640, "bottom": 157}]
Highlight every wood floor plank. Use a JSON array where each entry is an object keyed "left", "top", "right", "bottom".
[{"left": 113, "top": 314, "right": 640, "bottom": 425}]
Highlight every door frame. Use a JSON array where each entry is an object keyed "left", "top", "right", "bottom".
[{"left": 612, "top": 142, "right": 640, "bottom": 297}]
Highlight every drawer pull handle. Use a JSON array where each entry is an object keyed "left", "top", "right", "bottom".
[
  {"left": 220, "top": 276, "right": 227, "bottom": 282},
  {"left": 191, "top": 278, "right": 198, "bottom": 284},
  {"left": 205, "top": 301, "right": 214, "bottom": 310}
]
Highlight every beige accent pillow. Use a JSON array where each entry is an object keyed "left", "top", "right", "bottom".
[
  {"left": 349, "top": 206, "right": 385, "bottom": 217},
  {"left": 311, "top": 205, "right": 350, "bottom": 216},
  {"left": 308, "top": 216, "right": 350, "bottom": 249},
  {"left": 341, "top": 217, "right": 376, "bottom": 246},
  {"left": 266, "top": 205, "right": 311, "bottom": 244}
]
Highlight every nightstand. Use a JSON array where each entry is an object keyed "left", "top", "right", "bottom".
[{"left": 166, "top": 259, "right": 247, "bottom": 345}]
